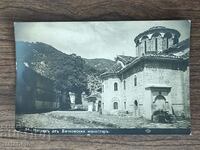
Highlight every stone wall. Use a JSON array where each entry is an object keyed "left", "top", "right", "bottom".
[
  {"left": 118, "top": 59, "right": 187, "bottom": 119},
  {"left": 143, "top": 61, "right": 188, "bottom": 118},
  {"left": 35, "top": 100, "right": 59, "bottom": 110},
  {"left": 122, "top": 69, "right": 145, "bottom": 116}
]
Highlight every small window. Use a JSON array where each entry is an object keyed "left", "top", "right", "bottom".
[
  {"left": 134, "top": 75, "right": 137, "bottom": 86},
  {"left": 113, "top": 102, "right": 118, "bottom": 109},
  {"left": 114, "top": 82, "right": 118, "bottom": 91},
  {"left": 123, "top": 80, "right": 126, "bottom": 90},
  {"left": 144, "top": 40, "right": 147, "bottom": 53}
]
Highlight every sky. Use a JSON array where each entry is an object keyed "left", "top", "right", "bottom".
[{"left": 14, "top": 20, "right": 191, "bottom": 60}]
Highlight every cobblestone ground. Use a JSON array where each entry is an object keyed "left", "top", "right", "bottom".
[{"left": 16, "top": 111, "right": 190, "bottom": 129}]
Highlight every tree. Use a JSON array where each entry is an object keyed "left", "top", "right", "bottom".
[{"left": 55, "top": 54, "right": 88, "bottom": 108}]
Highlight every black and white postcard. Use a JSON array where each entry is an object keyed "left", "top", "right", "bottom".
[{"left": 14, "top": 21, "right": 191, "bottom": 135}]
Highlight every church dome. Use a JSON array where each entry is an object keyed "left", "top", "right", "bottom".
[{"left": 134, "top": 26, "right": 181, "bottom": 57}]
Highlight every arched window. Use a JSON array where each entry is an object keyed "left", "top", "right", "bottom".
[
  {"left": 155, "top": 38, "right": 158, "bottom": 51},
  {"left": 144, "top": 40, "right": 147, "bottom": 53},
  {"left": 113, "top": 102, "right": 118, "bottom": 109},
  {"left": 114, "top": 82, "right": 118, "bottom": 91},
  {"left": 166, "top": 38, "right": 169, "bottom": 48},
  {"left": 152, "top": 32, "right": 161, "bottom": 52},
  {"left": 134, "top": 75, "right": 137, "bottom": 86},
  {"left": 141, "top": 36, "right": 148, "bottom": 54}
]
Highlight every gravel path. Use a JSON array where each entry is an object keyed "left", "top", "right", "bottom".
[{"left": 16, "top": 111, "right": 190, "bottom": 129}]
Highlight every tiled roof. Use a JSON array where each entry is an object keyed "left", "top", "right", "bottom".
[
  {"left": 101, "top": 55, "right": 136, "bottom": 76},
  {"left": 159, "top": 38, "right": 190, "bottom": 61},
  {"left": 110, "top": 63, "right": 123, "bottom": 72},
  {"left": 100, "top": 63, "right": 123, "bottom": 76},
  {"left": 180, "top": 51, "right": 189, "bottom": 60},
  {"left": 116, "top": 55, "right": 136, "bottom": 65},
  {"left": 118, "top": 55, "right": 186, "bottom": 74},
  {"left": 85, "top": 92, "right": 101, "bottom": 102},
  {"left": 160, "top": 38, "right": 190, "bottom": 59}
]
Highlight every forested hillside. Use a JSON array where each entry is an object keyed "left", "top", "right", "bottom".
[{"left": 16, "top": 41, "right": 114, "bottom": 106}]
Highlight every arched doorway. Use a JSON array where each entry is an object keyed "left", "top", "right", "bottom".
[
  {"left": 113, "top": 102, "right": 118, "bottom": 110},
  {"left": 97, "top": 100, "right": 102, "bottom": 115},
  {"left": 152, "top": 94, "right": 173, "bottom": 123},
  {"left": 134, "top": 100, "right": 139, "bottom": 117},
  {"left": 152, "top": 94, "right": 167, "bottom": 112},
  {"left": 97, "top": 101, "right": 101, "bottom": 111},
  {"left": 111, "top": 97, "right": 119, "bottom": 111}
]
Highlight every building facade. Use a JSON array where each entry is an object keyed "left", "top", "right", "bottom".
[{"left": 100, "top": 26, "right": 190, "bottom": 120}]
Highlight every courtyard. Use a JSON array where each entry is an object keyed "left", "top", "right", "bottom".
[{"left": 16, "top": 111, "right": 190, "bottom": 129}]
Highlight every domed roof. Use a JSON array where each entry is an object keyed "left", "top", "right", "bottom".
[{"left": 134, "top": 26, "right": 180, "bottom": 43}]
